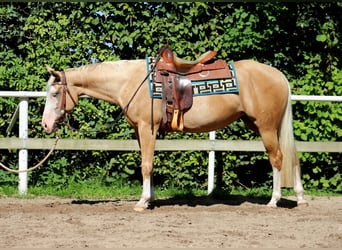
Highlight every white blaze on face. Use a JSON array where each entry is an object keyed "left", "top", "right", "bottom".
[{"left": 41, "top": 83, "right": 63, "bottom": 134}]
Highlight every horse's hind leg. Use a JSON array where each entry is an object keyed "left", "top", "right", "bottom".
[
  {"left": 260, "top": 129, "right": 308, "bottom": 207},
  {"left": 293, "top": 163, "right": 308, "bottom": 206},
  {"left": 259, "top": 129, "right": 283, "bottom": 207}
]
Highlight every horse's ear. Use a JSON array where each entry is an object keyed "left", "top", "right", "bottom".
[{"left": 45, "top": 65, "right": 60, "bottom": 78}]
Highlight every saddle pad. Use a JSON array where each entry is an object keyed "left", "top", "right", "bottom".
[{"left": 146, "top": 57, "right": 239, "bottom": 99}]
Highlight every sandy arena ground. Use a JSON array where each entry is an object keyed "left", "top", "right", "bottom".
[{"left": 0, "top": 195, "right": 341, "bottom": 248}]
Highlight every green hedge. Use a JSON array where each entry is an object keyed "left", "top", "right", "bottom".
[{"left": 0, "top": 2, "right": 341, "bottom": 192}]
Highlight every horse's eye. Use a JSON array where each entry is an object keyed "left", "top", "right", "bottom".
[{"left": 52, "top": 92, "right": 58, "bottom": 98}]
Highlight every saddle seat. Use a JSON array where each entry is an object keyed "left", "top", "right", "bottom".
[
  {"left": 173, "top": 51, "right": 217, "bottom": 71},
  {"left": 157, "top": 45, "right": 218, "bottom": 74}
]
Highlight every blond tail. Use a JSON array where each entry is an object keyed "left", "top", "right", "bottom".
[{"left": 278, "top": 77, "right": 299, "bottom": 187}]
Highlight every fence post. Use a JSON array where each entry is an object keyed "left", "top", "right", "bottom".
[
  {"left": 18, "top": 97, "right": 28, "bottom": 194},
  {"left": 208, "top": 131, "right": 216, "bottom": 194}
]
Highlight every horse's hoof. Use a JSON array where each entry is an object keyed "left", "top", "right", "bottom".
[
  {"left": 134, "top": 199, "right": 150, "bottom": 212},
  {"left": 266, "top": 203, "right": 278, "bottom": 208},
  {"left": 297, "top": 200, "right": 309, "bottom": 208},
  {"left": 133, "top": 205, "right": 146, "bottom": 212}
]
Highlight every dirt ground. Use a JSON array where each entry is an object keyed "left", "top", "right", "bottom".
[{"left": 0, "top": 195, "right": 341, "bottom": 248}]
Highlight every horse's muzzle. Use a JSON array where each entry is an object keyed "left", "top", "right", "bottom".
[{"left": 42, "top": 114, "right": 65, "bottom": 134}]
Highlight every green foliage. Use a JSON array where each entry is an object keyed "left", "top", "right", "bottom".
[{"left": 0, "top": 2, "right": 341, "bottom": 193}]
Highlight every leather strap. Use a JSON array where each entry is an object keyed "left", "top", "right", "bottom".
[{"left": 51, "top": 71, "right": 77, "bottom": 114}]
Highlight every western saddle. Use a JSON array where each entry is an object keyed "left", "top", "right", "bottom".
[{"left": 156, "top": 45, "right": 231, "bottom": 132}]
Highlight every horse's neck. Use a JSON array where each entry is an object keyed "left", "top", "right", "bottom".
[{"left": 67, "top": 60, "right": 145, "bottom": 105}]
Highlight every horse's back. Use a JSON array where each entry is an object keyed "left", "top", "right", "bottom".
[{"left": 234, "top": 60, "right": 288, "bottom": 89}]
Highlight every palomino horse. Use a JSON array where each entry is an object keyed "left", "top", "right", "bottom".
[{"left": 42, "top": 56, "right": 308, "bottom": 211}]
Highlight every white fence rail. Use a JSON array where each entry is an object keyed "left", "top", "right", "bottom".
[{"left": 1, "top": 91, "right": 341, "bottom": 194}]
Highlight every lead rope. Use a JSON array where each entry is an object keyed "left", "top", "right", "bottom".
[{"left": 0, "top": 134, "right": 59, "bottom": 174}]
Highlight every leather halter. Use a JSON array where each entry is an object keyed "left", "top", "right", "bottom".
[{"left": 51, "top": 71, "right": 77, "bottom": 117}]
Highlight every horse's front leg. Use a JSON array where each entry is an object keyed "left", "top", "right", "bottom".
[{"left": 134, "top": 126, "right": 157, "bottom": 212}]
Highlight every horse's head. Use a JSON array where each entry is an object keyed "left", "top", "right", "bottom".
[{"left": 42, "top": 65, "right": 78, "bottom": 134}]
